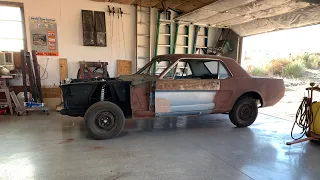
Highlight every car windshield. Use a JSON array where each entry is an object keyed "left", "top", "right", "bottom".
[{"left": 136, "top": 58, "right": 172, "bottom": 76}]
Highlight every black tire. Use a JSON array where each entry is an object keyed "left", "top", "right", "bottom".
[
  {"left": 84, "top": 101, "right": 125, "bottom": 140},
  {"left": 229, "top": 97, "right": 258, "bottom": 127}
]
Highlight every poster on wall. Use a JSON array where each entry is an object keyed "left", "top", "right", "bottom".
[{"left": 29, "top": 17, "right": 58, "bottom": 56}]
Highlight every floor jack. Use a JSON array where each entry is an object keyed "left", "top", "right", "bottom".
[
  {"left": 0, "top": 105, "right": 8, "bottom": 115},
  {"left": 287, "top": 83, "right": 320, "bottom": 145}
]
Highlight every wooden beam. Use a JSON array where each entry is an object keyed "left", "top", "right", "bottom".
[{"left": 42, "top": 87, "right": 61, "bottom": 98}]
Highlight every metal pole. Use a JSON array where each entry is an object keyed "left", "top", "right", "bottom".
[
  {"left": 31, "top": 50, "right": 43, "bottom": 102},
  {"left": 25, "top": 52, "right": 37, "bottom": 102},
  {"left": 20, "top": 50, "right": 28, "bottom": 102}
]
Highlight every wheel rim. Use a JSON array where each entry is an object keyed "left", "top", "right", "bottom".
[
  {"left": 238, "top": 104, "right": 253, "bottom": 121},
  {"left": 94, "top": 111, "right": 116, "bottom": 131}
]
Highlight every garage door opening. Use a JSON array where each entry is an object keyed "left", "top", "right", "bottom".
[{"left": 241, "top": 24, "right": 320, "bottom": 120}]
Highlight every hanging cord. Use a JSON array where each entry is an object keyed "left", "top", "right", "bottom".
[
  {"left": 290, "top": 97, "right": 311, "bottom": 140},
  {"left": 107, "top": 6, "right": 111, "bottom": 62},
  {"left": 109, "top": 7, "right": 115, "bottom": 62},
  {"left": 40, "top": 57, "right": 49, "bottom": 80},
  {"left": 117, "top": 8, "right": 120, "bottom": 56},
  {"left": 120, "top": 8, "right": 127, "bottom": 59}
]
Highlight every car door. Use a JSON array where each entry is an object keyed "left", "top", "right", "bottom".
[
  {"left": 154, "top": 59, "right": 221, "bottom": 117},
  {"left": 211, "top": 61, "right": 234, "bottom": 113}
]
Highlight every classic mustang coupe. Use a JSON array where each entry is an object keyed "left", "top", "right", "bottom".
[{"left": 61, "top": 54, "right": 285, "bottom": 139}]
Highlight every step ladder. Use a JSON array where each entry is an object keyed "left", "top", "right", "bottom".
[
  {"left": 0, "top": 77, "right": 13, "bottom": 115},
  {"left": 154, "top": 10, "right": 173, "bottom": 73},
  {"left": 173, "top": 23, "right": 190, "bottom": 54},
  {"left": 192, "top": 25, "right": 209, "bottom": 54},
  {"left": 135, "top": 6, "right": 152, "bottom": 72}
]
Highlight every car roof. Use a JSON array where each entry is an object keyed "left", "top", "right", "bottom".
[
  {"left": 155, "top": 54, "right": 234, "bottom": 62},
  {"left": 155, "top": 54, "right": 250, "bottom": 78}
]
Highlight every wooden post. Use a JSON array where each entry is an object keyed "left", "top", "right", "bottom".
[
  {"left": 59, "top": 58, "right": 68, "bottom": 81},
  {"left": 57, "top": 58, "right": 68, "bottom": 111}
]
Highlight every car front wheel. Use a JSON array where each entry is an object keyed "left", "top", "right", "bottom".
[
  {"left": 229, "top": 97, "right": 258, "bottom": 127},
  {"left": 84, "top": 101, "right": 125, "bottom": 140}
]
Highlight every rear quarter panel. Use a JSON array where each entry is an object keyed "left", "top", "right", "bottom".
[{"left": 214, "top": 77, "right": 284, "bottom": 113}]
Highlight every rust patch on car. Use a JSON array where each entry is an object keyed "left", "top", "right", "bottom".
[
  {"left": 156, "top": 79, "right": 220, "bottom": 91},
  {"left": 130, "top": 82, "right": 155, "bottom": 118},
  {"left": 155, "top": 98, "right": 170, "bottom": 113},
  {"left": 130, "top": 82, "right": 150, "bottom": 112}
]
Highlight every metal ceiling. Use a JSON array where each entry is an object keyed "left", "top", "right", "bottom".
[
  {"left": 90, "top": 0, "right": 218, "bottom": 13},
  {"left": 91, "top": 0, "right": 320, "bottom": 36},
  {"left": 175, "top": 0, "right": 320, "bottom": 36}
]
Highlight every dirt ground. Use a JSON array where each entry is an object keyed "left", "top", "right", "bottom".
[{"left": 260, "top": 69, "right": 320, "bottom": 121}]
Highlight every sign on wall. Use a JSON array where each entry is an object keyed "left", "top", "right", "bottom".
[{"left": 29, "top": 17, "right": 58, "bottom": 56}]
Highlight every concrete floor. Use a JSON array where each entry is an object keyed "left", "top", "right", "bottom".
[{"left": 0, "top": 112, "right": 320, "bottom": 180}]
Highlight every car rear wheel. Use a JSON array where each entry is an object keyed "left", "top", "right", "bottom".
[
  {"left": 84, "top": 101, "right": 125, "bottom": 140},
  {"left": 229, "top": 97, "right": 258, "bottom": 127}
]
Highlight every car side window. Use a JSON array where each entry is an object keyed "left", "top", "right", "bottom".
[
  {"left": 167, "top": 59, "right": 231, "bottom": 80},
  {"left": 218, "top": 63, "right": 231, "bottom": 79},
  {"left": 204, "top": 61, "right": 218, "bottom": 75},
  {"left": 204, "top": 60, "right": 231, "bottom": 80},
  {"left": 179, "top": 62, "right": 192, "bottom": 76},
  {"left": 173, "top": 61, "right": 194, "bottom": 79},
  {"left": 162, "top": 64, "right": 177, "bottom": 79}
]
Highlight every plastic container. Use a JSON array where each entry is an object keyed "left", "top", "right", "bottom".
[{"left": 17, "top": 92, "right": 32, "bottom": 107}]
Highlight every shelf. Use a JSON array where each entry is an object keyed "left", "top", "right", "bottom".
[
  {"left": 138, "top": 34, "right": 150, "bottom": 37},
  {"left": 159, "top": 33, "right": 171, "bottom": 36},
  {"left": 158, "top": 44, "right": 171, "bottom": 47},
  {"left": 137, "top": 22, "right": 150, "bottom": 25},
  {"left": 160, "top": 20, "right": 174, "bottom": 24},
  {"left": 176, "top": 45, "right": 188, "bottom": 48},
  {"left": 138, "top": 45, "right": 150, "bottom": 48},
  {"left": 138, "top": 56, "right": 150, "bottom": 60},
  {"left": 197, "top": 35, "right": 208, "bottom": 38}
]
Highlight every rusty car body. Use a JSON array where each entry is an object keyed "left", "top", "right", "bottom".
[{"left": 60, "top": 54, "right": 285, "bottom": 139}]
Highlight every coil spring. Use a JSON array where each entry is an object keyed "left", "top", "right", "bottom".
[{"left": 100, "top": 85, "right": 105, "bottom": 101}]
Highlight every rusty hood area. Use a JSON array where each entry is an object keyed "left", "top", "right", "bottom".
[{"left": 119, "top": 74, "right": 157, "bottom": 86}]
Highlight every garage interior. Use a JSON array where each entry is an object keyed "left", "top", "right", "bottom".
[{"left": 1, "top": 0, "right": 320, "bottom": 179}]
